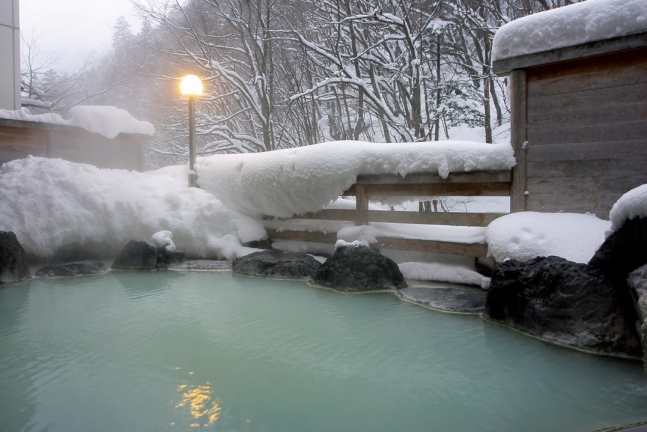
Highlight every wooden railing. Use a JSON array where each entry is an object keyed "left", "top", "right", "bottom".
[{"left": 266, "top": 170, "right": 512, "bottom": 257}]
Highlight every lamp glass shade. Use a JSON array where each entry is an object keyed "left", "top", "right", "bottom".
[{"left": 180, "top": 75, "right": 203, "bottom": 96}]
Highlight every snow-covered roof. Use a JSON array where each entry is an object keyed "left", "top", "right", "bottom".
[
  {"left": 492, "top": 0, "right": 647, "bottom": 62},
  {"left": 67, "top": 106, "right": 154, "bottom": 139}
]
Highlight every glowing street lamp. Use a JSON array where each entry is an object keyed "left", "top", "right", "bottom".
[{"left": 180, "top": 74, "right": 203, "bottom": 187}]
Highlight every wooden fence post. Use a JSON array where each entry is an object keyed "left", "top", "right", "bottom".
[
  {"left": 509, "top": 69, "right": 528, "bottom": 213},
  {"left": 355, "top": 185, "right": 369, "bottom": 225}
]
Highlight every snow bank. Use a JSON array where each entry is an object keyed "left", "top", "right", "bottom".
[
  {"left": 67, "top": 106, "right": 154, "bottom": 139},
  {"left": 609, "top": 184, "right": 647, "bottom": 231},
  {"left": 0, "top": 157, "right": 265, "bottom": 260},
  {"left": 0, "top": 106, "right": 155, "bottom": 139},
  {"left": 492, "top": 0, "right": 647, "bottom": 61},
  {"left": 485, "top": 212, "right": 610, "bottom": 264},
  {"left": 197, "top": 140, "right": 515, "bottom": 218}
]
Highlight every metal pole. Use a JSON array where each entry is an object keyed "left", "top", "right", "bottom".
[{"left": 188, "top": 96, "right": 197, "bottom": 187}]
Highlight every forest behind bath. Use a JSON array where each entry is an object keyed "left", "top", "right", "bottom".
[{"left": 21, "top": 0, "right": 581, "bottom": 167}]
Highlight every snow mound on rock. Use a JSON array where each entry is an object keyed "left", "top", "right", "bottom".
[
  {"left": 609, "top": 184, "right": 647, "bottom": 232},
  {"left": 485, "top": 212, "right": 610, "bottom": 264},
  {"left": 151, "top": 230, "right": 176, "bottom": 252}
]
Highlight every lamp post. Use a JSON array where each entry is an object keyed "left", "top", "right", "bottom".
[{"left": 180, "top": 74, "right": 203, "bottom": 187}]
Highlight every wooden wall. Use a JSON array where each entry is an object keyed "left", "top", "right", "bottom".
[
  {"left": 0, "top": 119, "right": 147, "bottom": 171},
  {"left": 516, "top": 48, "right": 647, "bottom": 218}
]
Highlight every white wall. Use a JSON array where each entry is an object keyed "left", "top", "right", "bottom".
[{"left": 0, "top": 0, "right": 20, "bottom": 110}]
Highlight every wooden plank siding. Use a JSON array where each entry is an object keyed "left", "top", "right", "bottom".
[
  {"left": 522, "top": 47, "right": 647, "bottom": 217},
  {"left": 0, "top": 118, "right": 148, "bottom": 171},
  {"left": 0, "top": 124, "right": 49, "bottom": 165}
]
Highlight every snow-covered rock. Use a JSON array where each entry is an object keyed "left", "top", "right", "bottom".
[
  {"left": 398, "top": 262, "right": 490, "bottom": 290},
  {"left": 609, "top": 184, "right": 647, "bottom": 232},
  {"left": 492, "top": 0, "right": 647, "bottom": 61},
  {"left": 151, "top": 230, "right": 176, "bottom": 252},
  {"left": 485, "top": 212, "right": 610, "bottom": 264},
  {"left": 197, "top": 140, "right": 516, "bottom": 218}
]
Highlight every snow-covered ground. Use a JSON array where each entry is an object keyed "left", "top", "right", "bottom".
[
  {"left": 492, "top": 0, "right": 647, "bottom": 61},
  {"left": 0, "top": 106, "right": 154, "bottom": 139}
]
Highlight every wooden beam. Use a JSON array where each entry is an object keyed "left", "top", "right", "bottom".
[
  {"left": 373, "top": 237, "right": 489, "bottom": 257},
  {"left": 266, "top": 229, "right": 338, "bottom": 244},
  {"left": 362, "top": 182, "right": 511, "bottom": 197},
  {"left": 296, "top": 209, "right": 356, "bottom": 221},
  {"left": 356, "top": 170, "right": 511, "bottom": 185},
  {"left": 366, "top": 211, "right": 505, "bottom": 226},
  {"left": 294, "top": 209, "right": 505, "bottom": 226},
  {"left": 266, "top": 229, "right": 489, "bottom": 257},
  {"left": 355, "top": 185, "right": 369, "bottom": 226},
  {"left": 509, "top": 69, "right": 528, "bottom": 213}
]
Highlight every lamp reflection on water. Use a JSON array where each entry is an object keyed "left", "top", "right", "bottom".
[{"left": 174, "top": 380, "right": 221, "bottom": 427}]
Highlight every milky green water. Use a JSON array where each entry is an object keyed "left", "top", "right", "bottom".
[{"left": 1, "top": 271, "right": 647, "bottom": 432}]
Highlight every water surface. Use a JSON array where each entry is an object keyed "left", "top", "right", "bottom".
[{"left": 1, "top": 271, "right": 646, "bottom": 432}]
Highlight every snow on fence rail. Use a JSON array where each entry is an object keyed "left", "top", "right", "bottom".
[{"left": 267, "top": 170, "right": 512, "bottom": 257}]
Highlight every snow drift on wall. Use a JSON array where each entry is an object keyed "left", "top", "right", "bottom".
[
  {"left": 196, "top": 140, "right": 516, "bottom": 218},
  {"left": 492, "top": 0, "right": 647, "bottom": 61}
]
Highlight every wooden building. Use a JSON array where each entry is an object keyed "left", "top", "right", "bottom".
[
  {"left": 493, "top": 32, "right": 647, "bottom": 218},
  {"left": 0, "top": 117, "right": 148, "bottom": 172}
]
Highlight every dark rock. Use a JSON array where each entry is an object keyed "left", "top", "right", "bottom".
[
  {"left": 398, "top": 286, "right": 485, "bottom": 314},
  {"left": 627, "top": 265, "right": 647, "bottom": 368},
  {"left": 311, "top": 244, "right": 407, "bottom": 292},
  {"left": 589, "top": 217, "right": 647, "bottom": 284},
  {"left": 0, "top": 231, "right": 30, "bottom": 284},
  {"left": 486, "top": 256, "right": 642, "bottom": 358},
  {"left": 169, "top": 260, "right": 232, "bottom": 271},
  {"left": 588, "top": 217, "right": 647, "bottom": 350},
  {"left": 111, "top": 240, "right": 157, "bottom": 269},
  {"left": 35, "top": 260, "right": 106, "bottom": 277},
  {"left": 156, "top": 250, "right": 185, "bottom": 268},
  {"left": 232, "top": 249, "right": 320, "bottom": 280}
]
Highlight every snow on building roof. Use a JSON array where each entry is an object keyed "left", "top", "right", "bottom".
[
  {"left": 0, "top": 106, "right": 154, "bottom": 139},
  {"left": 67, "top": 106, "right": 154, "bottom": 139},
  {"left": 492, "top": 0, "right": 647, "bottom": 62},
  {"left": 196, "top": 140, "right": 516, "bottom": 218}
]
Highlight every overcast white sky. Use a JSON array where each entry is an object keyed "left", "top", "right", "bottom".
[{"left": 20, "top": 0, "right": 142, "bottom": 69}]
